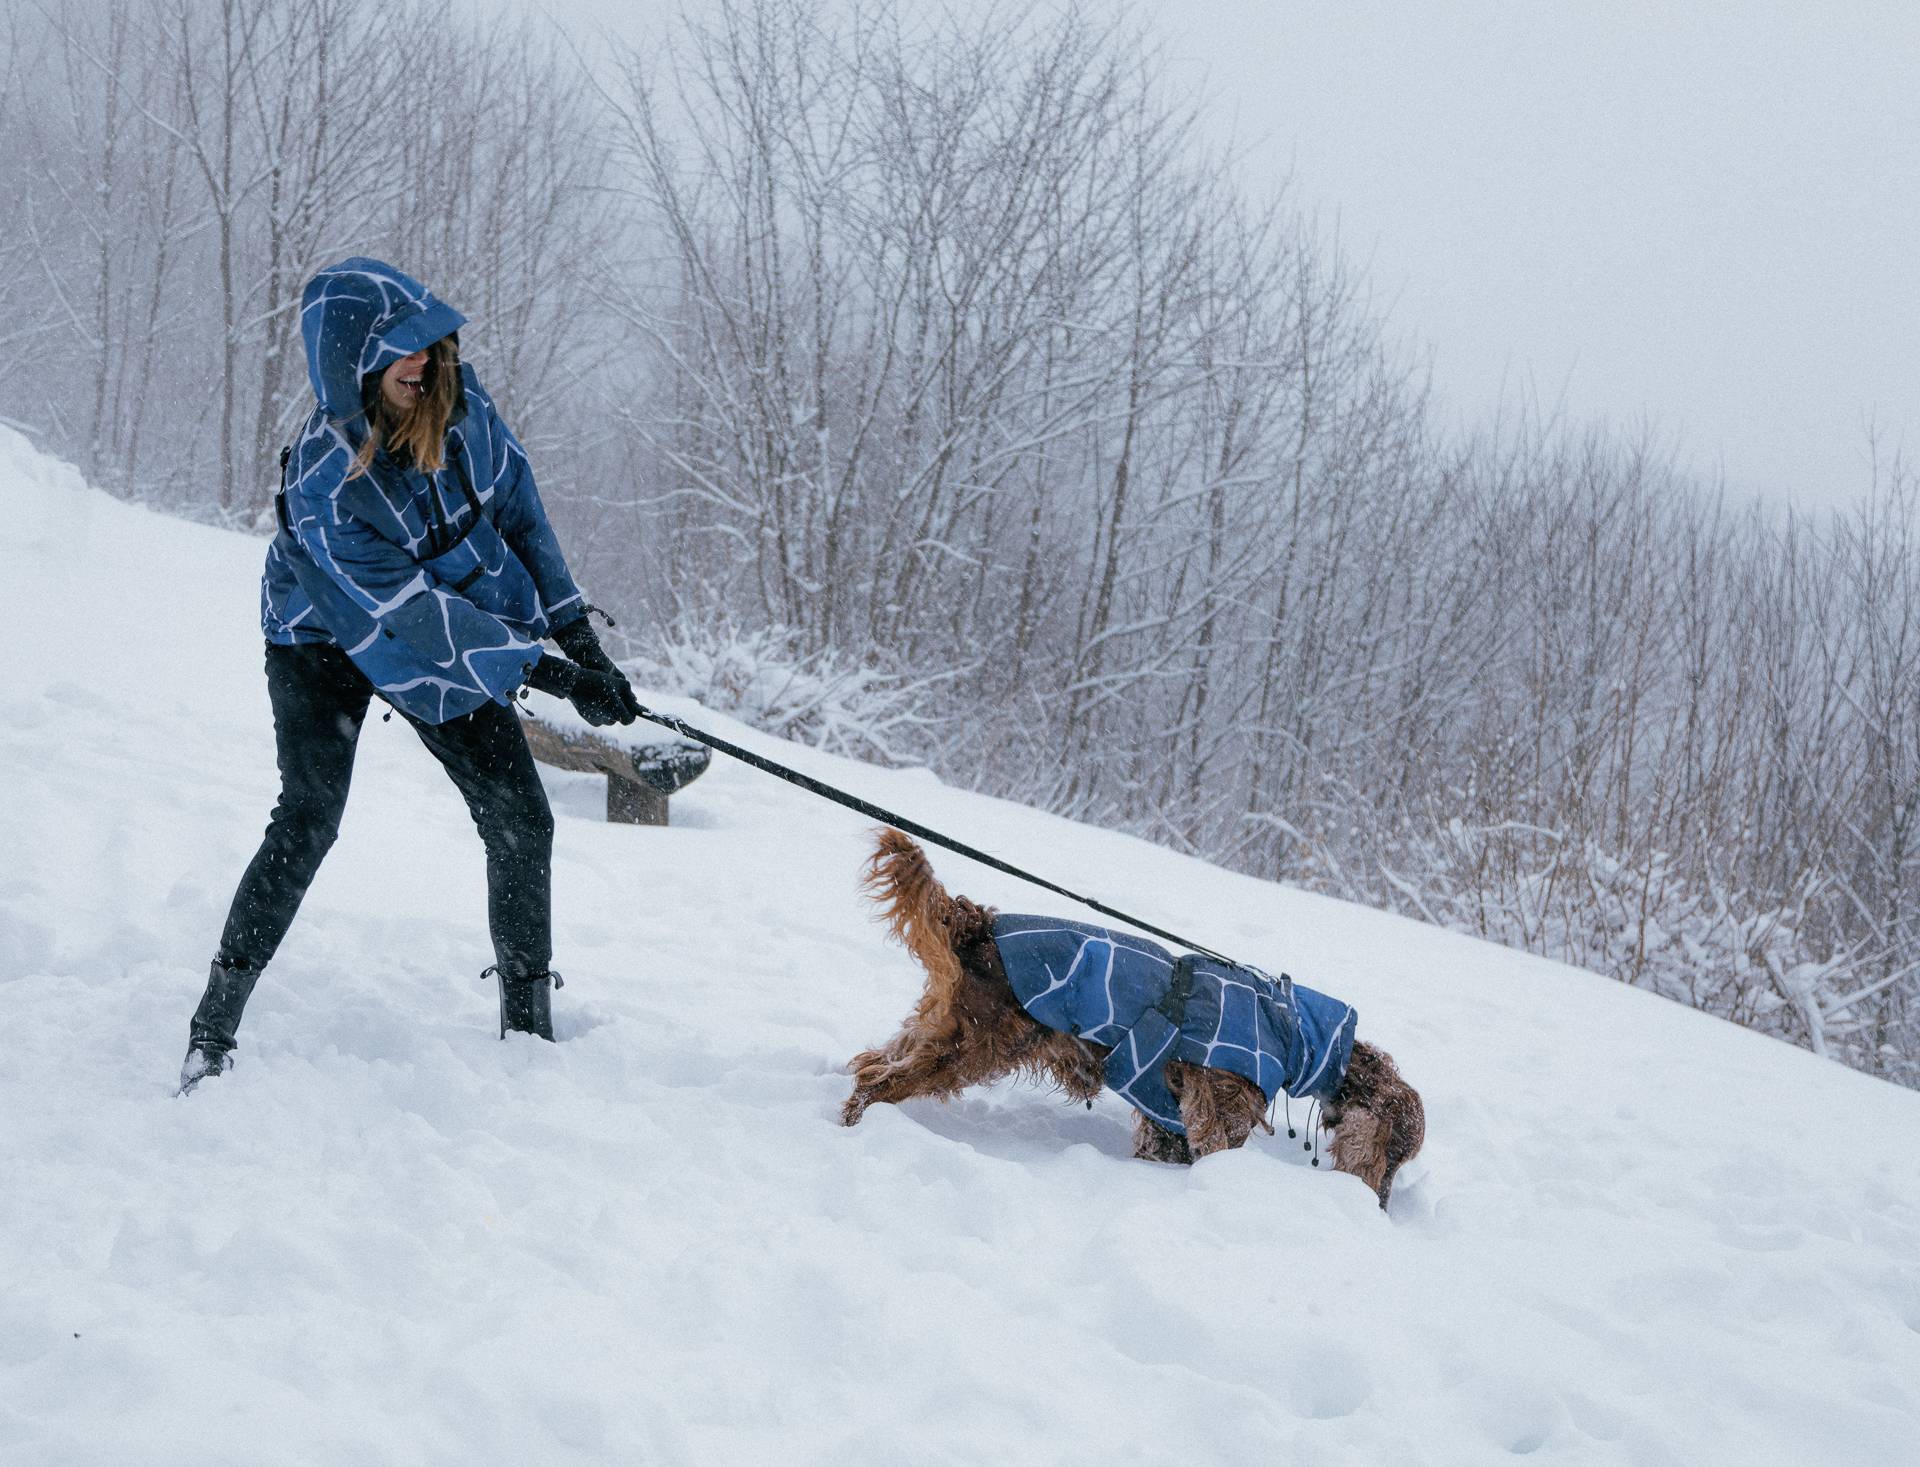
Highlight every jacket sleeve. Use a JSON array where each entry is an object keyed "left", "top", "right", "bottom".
[
  {"left": 283, "top": 424, "right": 539, "bottom": 717},
  {"left": 471, "top": 385, "right": 588, "bottom": 631}
]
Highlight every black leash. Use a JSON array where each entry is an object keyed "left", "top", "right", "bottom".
[{"left": 628, "top": 702, "right": 1239, "bottom": 966}]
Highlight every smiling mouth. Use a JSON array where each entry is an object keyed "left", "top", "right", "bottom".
[{"left": 398, "top": 375, "right": 425, "bottom": 394}]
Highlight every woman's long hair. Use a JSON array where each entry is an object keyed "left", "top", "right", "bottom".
[{"left": 348, "top": 335, "right": 461, "bottom": 478}]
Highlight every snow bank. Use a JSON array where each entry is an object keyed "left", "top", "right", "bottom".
[{"left": 2, "top": 426, "right": 1917, "bottom": 1464}]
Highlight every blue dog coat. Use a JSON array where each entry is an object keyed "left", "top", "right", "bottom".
[{"left": 990, "top": 915, "right": 1358, "bottom": 1135}]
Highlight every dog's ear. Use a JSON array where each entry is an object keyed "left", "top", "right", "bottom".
[
  {"left": 1327, "top": 1108, "right": 1387, "bottom": 1202},
  {"left": 1326, "top": 1041, "right": 1425, "bottom": 1210},
  {"left": 1372, "top": 1067, "right": 1425, "bottom": 1210}
]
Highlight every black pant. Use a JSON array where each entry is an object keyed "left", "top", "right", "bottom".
[{"left": 217, "top": 641, "right": 555, "bottom": 979}]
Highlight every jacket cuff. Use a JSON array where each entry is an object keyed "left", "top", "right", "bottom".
[
  {"left": 525, "top": 653, "right": 579, "bottom": 698},
  {"left": 553, "top": 615, "right": 603, "bottom": 657}
]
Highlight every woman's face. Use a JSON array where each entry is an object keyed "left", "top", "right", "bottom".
[{"left": 379, "top": 349, "right": 430, "bottom": 412}]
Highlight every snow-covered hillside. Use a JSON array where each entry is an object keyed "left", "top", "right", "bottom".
[{"left": 3, "top": 426, "right": 1917, "bottom": 1466}]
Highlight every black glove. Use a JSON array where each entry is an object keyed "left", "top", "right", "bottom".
[
  {"left": 553, "top": 615, "right": 618, "bottom": 674},
  {"left": 525, "top": 654, "right": 636, "bottom": 728},
  {"left": 553, "top": 615, "right": 642, "bottom": 719}
]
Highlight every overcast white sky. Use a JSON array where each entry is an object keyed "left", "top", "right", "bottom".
[
  {"left": 531, "top": 0, "right": 1920, "bottom": 510},
  {"left": 1157, "top": 1, "right": 1920, "bottom": 510}
]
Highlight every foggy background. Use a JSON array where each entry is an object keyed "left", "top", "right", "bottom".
[
  {"left": 5, "top": 0, "right": 1916, "bottom": 1087},
  {"left": 531, "top": 0, "right": 1920, "bottom": 509}
]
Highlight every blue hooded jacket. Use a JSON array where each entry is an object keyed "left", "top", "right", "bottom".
[
  {"left": 990, "top": 915, "right": 1358, "bottom": 1135},
  {"left": 262, "top": 258, "right": 586, "bottom": 724}
]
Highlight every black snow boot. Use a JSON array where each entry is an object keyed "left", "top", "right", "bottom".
[
  {"left": 490, "top": 965, "right": 562, "bottom": 1042},
  {"left": 179, "top": 957, "right": 261, "bottom": 1093}
]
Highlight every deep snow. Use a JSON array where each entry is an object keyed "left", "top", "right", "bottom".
[{"left": 2, "top": 426, "right": 1917, "bottom": 1465}]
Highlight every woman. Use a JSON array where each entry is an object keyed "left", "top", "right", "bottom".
[{"left": 180, "top": 258, "right": 637, "bottom": 1092}]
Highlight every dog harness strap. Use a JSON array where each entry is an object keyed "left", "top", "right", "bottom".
[{"left": 1154, "top": 955, "right": 1199, "bottom": 1028}]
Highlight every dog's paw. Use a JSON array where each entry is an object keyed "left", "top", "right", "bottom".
[{"left": 840, "top": 1093, "right": 869, "bottom": 1127}]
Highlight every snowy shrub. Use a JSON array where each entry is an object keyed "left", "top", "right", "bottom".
[
  {"left": 631, "top": 620, "right": 949, "bottom": 766},
  {"left": 1358, "top": 813, "right": 1906, "bottom": 1076}
]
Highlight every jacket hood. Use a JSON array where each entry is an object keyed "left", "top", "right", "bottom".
[{"left": 300, "top": 258, "right": 467, "bottom": 422}]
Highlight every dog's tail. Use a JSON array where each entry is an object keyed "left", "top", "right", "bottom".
[{"left": 863, "top": 828, "right": 964, "bottom": 994}]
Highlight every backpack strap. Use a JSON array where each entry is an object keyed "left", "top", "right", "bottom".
[
  {"left": 272, "top": 443, "right": 294, "bottom": 535},
  {"left": 428, "top": 433, "right": 487, "bottom": 556}
]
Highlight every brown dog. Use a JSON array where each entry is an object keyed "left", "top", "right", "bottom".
[{"left": 843, "top": 830, "right": 1425, "bottom": 1207}]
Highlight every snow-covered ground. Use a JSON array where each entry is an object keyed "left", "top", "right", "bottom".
[{"left": 3, "top": 425, "right": 1917, "bottom": 1465}]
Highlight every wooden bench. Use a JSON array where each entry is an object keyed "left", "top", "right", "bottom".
[{"left": 519, "top": 713, "right": 712, "bottom": 825}]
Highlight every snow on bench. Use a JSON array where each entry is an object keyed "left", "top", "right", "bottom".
[{"left": 518, "top": 703, "right": 711, "bottom": 826}]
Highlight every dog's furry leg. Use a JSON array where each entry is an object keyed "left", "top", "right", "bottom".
[
  {"left": 841, "top": 1031, "right": 1012, "bottom": 1124},
  {"left": 1130, "top": 1110, "right": 1193, "bottom": 1164},
  {"left": 1168, "top": 1061, "right": 1266, "bottom": 1159},
  {"left": 841, "top": 1031, "right": 914, "bottom": 1124},
  {"left": 1328, "top": 1107, "right": 1387, "bottom": 1195}
]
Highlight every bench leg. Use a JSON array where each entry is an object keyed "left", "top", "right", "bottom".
[{"left": 606, "top": 774, "right": 668, "bottom": 826}]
